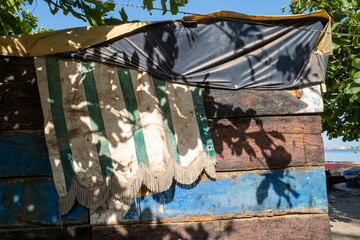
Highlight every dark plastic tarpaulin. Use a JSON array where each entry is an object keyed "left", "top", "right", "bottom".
[{"left": 58, "top": 17, "right": 329, "bottom": 90}]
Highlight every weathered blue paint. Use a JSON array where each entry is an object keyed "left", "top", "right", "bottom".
[
  {"left": 0, "top": 134, "right": 51, "bottom": 177},
  {"left": 0, "top": 179, "right": 88, "bottom": 226},
  {"left": 123, "top": 168, "right": 328, "bottom": 220},
  {"left": 0, "top": 134, "right": 327, "bottom": 225},
  {"left": 0, "top": 182, "right": 22, "bottom": 224}
]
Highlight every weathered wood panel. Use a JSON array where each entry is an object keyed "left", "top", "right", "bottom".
[
  {"left": 0, "top": 82, "right": 43, "bottom": 130},
  {"left": 92, "top": 214, "right": 330, "bottom": 239},
  {"left": 0, "top": 57, "right": 36, "bottom": 83},
  {"left": 210, "top": 115, "right": 324, "bottom": 171},
  {"left": 0, "top": 115, "right": 323, "bottom": 177},
  {"left": 0, "top": 57, "right": 328, "bottom": 238},
  {"left": 0, "top": 56, "right": 324, "bottom": 130},
  {"left": 90, "top": 167, "right": 327, "bottom": 225},
  {"left": 203, "top": 84, "right": 324, "bottom": 118},
  {"left": 0, "top": 225, "right": 91, "bottom": 240},
  {"left": 0, "top": 133, "right": 51, "bottom": 177},
  {"left": 0, "top": 57, "right": 42, "bottom": 130},
  {"left": 0, "top": 179, "right": 88, "bottom": 226},
  {"left": 0, "top": 80, "right": 324, "bottom": 130}
]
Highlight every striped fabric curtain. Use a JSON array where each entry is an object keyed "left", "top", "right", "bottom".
[{"left": 35, "top": 56, "right": 216, "bottom": 215}]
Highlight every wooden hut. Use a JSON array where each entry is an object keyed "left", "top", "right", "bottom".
[{"left": 0, "top": 11, "right": 331, "bottom": 239}]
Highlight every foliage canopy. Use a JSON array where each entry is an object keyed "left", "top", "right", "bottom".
[
  {"left": 0, "top": 0, "right": 188, "bottom": 35},
  {"left": 0, "top": 0, "right": 43, "bottom": 35},
  {"left": 290, "top": 0, "right": 360, "bottom": 142}
]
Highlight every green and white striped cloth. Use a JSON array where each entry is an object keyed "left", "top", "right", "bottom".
[{"left": 35, "top": 56, "right": 216, "bottom": 215}]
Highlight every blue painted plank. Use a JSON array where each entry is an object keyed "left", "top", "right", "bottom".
[
  {"left": 0, "top": 133, "right": 52, "bottom": 177},
  {"left": 0, "top": 181, "right": 22, "bottom": 224},
  {"left": 123, "top": 168, "right": 328, "bottom": 220},
  {"left": 0, "top": 179, "right": 88, "bottom": 226}
]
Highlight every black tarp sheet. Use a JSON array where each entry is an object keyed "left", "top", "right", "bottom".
[{"left": 58, "top": 18, "right": 329, "bottom": 90}]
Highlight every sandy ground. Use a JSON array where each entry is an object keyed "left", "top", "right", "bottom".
[{"left": 328, "top": 183, "right": 360, "bottom": 240}]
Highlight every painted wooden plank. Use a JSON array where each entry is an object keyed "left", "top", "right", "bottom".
[
  {"left": 0, "top": 225, "right": 91, "bottom": 240},
  {"left": 0, "top": 115, "right": 323, "bottom": 177},
  {"left": 90, "top": 167, "right": 328, "bottom": 225},
  {"left": 92, "top": 214, "right": 330, "bottom": 239},
  {"left": 0, "top": 133, "right": 51, "bottom": 177},
  {"left": 0, "top": 181, "right": 22, "bottom": 225},
  {"left": 210, "top": 115, "right": 324, "bottom": 171},
  {"left": 0, "top": 179, "right": 88, "bottom": 226},
  {"left": 203, "top": 84, "right": 324, "bottom": 118},
  {"left": 295, "top": 85, "right": 324, "bottom": 114}
]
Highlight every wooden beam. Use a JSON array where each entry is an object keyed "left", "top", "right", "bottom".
[
  {"left": 92, "top": 214, "right": 330, "bottom": 239},
  {"left": 0, "top": 214, "right": 330, "bottom": 239},
  {"left": 202, "top": 84, "right": 324, "bottom": 118},
  {"left": 0, "top": 81, "right": 323, "bottom": 130},
  {"left": 210, "top": 115, "right": 324, "bottom": 171},
  {"left": 0, "top": 225, "right": 91, "bottom": 240}
]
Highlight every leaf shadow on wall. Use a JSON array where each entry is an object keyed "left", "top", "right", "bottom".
[{"left": 202, "top": 88, "right": 300, "bottom": 208}]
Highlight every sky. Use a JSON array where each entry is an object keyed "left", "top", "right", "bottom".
[
  {"left": 24, "top": 0, "right": 359, "bottom": 148},
  {"left": 26, "top": 0, "right": 292, "bottom": 30}
]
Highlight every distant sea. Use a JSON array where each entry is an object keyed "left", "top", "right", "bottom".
[{"left": 324, "top": 149, "right": 360, "bottom": 163}]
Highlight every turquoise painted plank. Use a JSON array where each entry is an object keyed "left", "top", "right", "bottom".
[
  {"left": 0, "top": 179, "right": 88, "bottom": 226},
  {"left": 123, "top": 168, "right": 328, "bottom": 220},
  {"left": 0, "top": 133, "right": 51, "bottom": 177}
]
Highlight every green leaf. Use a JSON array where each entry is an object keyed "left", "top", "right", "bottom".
[
  {"left": 352, "top": 59, "right": 360, "bottom": 70},
  {"left": 345, "top": 83, "right": 360, "bottom": 94},
  {"left": 354, "top": 71, "right": 360, "bottom": 83},
  {"left": 143, "top": 0, "right": 153, "bottom": 10},
  {"left": 332, "top": 42, "right": 340, "bottom": 50},
  {"left": 161, "top": 0, "right": 167, "bottom": 15},
  {"left": 349, "top": 94, "right": 359, "bottom": 102},
  {"left": 119, "top": 7, "right": 128, "bottom": 22},
  {"left": 170, "top": 0, "right": 178, "bottom": 15},
  {"left": 104, "top": 17, "right": 123, "bottom": 25},
  {"left": 174, "top": 0, "right": 188, "bottom": 6},
  {"left": 340, "top": 0, "right": 350, "bottom": 11},
  {"left": 333, "top": 35, "right": 351, "bottom": 45},
  {"left": 331, "top": 21, "right": 343, "bottom": 31},
  {"left": 102, "top": 2, "right": 116, "bottom": 11},
  {"left": 84, "top": 6, "right": 105, "bottom": 26}
]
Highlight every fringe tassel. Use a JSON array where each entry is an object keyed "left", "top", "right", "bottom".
[{"left": 58, "top": 155, "right": 216, "bottom": 215}]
